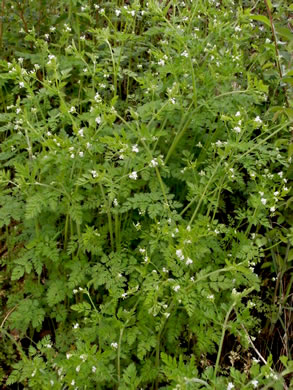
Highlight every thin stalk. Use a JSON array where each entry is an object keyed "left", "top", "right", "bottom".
[
  {"left": 213, "top": 303, "right": 235, "bottom": 383},
  {"left": 188, "top": 157, "right": 224, "bottom": 225},
  {"left": 99, "top": 182, "right": 114, "bottom": 251}
]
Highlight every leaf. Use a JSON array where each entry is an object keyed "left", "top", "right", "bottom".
[
  {"left": 11, "top": 266, "right": 24, "bottom": 281},
  {"left": 249, "top": 14, "right": 271, "bottom": 28}
]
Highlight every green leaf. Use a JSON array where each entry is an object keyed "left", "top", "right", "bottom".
[
  {"left": 249, "top": 14, "right": 271, "bottom": 27},
  {"left": 11, "top": 266, "right": 25, "bottom": 281}
]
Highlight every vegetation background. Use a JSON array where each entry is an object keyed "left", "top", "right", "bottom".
[{"left": 0, "top": 0, "right": 292, "bottom": 389}]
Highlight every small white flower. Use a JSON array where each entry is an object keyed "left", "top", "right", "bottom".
[
  {"left": 78, "top": 128, "right": 84, "bottom": 137},
  {"left": 115, "top": 9, "right": 121, "bottom": 16},
  {"left": 284, "top": 186, "right": 288, "bottom": 191},
  {"left": 254, "top": 116, "right": 262, "bottom": 124},
  {"left": 278, "top": 171, "right": 283, "bottom": 178},
  {"left": 70, "top": 153, "right": 75, "bottom": 159},
  {"left": 207, "top": 294, "right": 214, "bottom": 300},
  {"left": 227, "top": 383, "right": 234, "bottom": 390},
  {"left": 113, "top": 198, "right": 118, "bottom": 207},
  {"left": 31, "top": 369, "right": 36, "bottom": 377},
  {"left": 50, "top": 26, "right": 56, "bottom": 32},
  {"left": 71, "top": 380, "right": 75, "bottom": 386},
  {"left": 92, "top": 366, "right": 97, "bottom": 373},
  {"left": 270, "top": 206, "right": 276, "bottom": 212},
  {"left": 164, "top": 312, "right": 170, "bottom": 318},
  {"left": 235, "top": 26, "right": 241, "bottom": 32},
  {"left": 73, "top": 323, "right": 79, "bottom": 329},
  {"left": 261, "top": 198, "right": 267, "bottom": 205},
  {"left": 251, "top": 379, "right": 258, "bottom": 388},
  {"left": 19, "top": 82, "right": 25, "bottom": 88},
  {"left": 79, "top": 151, "right": 84, "bottom": 157},
  {"left": 50, "top": 380, "right": 54, "bottom": 386},
  {"left": 173, "top": 285, "right": 180, "bottom": 292},
  {"left": 129, "top": 171, "right": 138, "bottom": 180},
  {"left": 76, "top": 365, "right": 80, "bottom": 372},
  {"left": 158, "top": 59, "right": 165, "bottom": 66},
  {"left": 181, "top": 50, "right": 189, "bottom": 57},
  {"left": 111, "top": 342, "right": 118, "bottom": 349},
  {"left": 91, "top": 170, "right": 98, "bottom": 178},
  {"left": 69, "top": 106, "right": 76, "bottom": 113},
  {"left": 176, "top": 249, "right": 184, "bottom": 261},
  {"left": 150, "top": 158, "right": 158, "bottom": 167},
  {"left": 235, "top": 111, "right": 241, "bottom": 117},
  {"left": 185, "top": 258, "right": 193, "bottom": 265},
  {"left": 86, "top": 142, "right": 91, "bottom": 149},
  {"left": 233, "top": 126, "right": 241, "bottom": 133},
  {"left": 170, "top": 98, "right": 176, "bottom": 104},
  {"left": 45, "top": 343, "right": 52, "bottom": 348},
  {"left": 132, "top": 144, "right": 139, "bottom": 153},
  {"left": 94, "top": 92, "right": 102, "bottom": 103},
  {"left": 95, "top": 116, "right": 101, "bottom": 124}
]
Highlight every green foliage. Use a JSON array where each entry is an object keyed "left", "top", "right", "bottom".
[{"left": 0, "top": 0, "right": 292, "bottom": 389}]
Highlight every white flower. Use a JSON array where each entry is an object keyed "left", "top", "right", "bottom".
[
  {"left": 235, "top": 111, "right": 241, "bottom": 117},
  {"left": 79, "top": 151, "right": 84, "bottom": 157},
  {"left": 150, "top": 158, "right": 158, "bottom": 167},
  {"left": 186, "top": 225, "right": 191, "bottom": 231},
  {"left": 270, "top": 206, "right": 276, "bottom": 212},
  {"left": 233, "top": 126, "right": 241, "bottom": 133},
  {"left": 278, "top": 171, "right": 283, "bottom": 178},
  {"left": 121, "top": 292, "right": 127, "bottom": 299},
  {"left": 254, "top": 116, "right": 262, "bottom": 124},
  {"left": 113, "top": 198, "right": 118, "bottom": 207},
  {"left": 73, "top": 323, "right": 79, "bottom": 329},
  {"left": 261, "top": 198, "right": 267, "bottom": 205},
  {"left": 70, "top": 153, "right": 75, "bottom": 159},
  {"left": 132, "top": 144, "right": 139, "bottom": 153},
  {"left": 111, "top": 342, "right": 118, "bottom": 349},
  {"left": 50, "top": 380, "right": 54, "bottom": 386},
  {"left": 76, "top": 365, "right": 80, "bottom": 372},
  {"left": 91, "top": 170, "right": 98, "bottom": 178},
  {"left": 176, "top": 249, "right": 184, "bottom": 261},
  {"left": 66, "top": 352, "right": 72, "bottom": 359},
  {"left": 170, "top": 98, "right": 176, "bottom": 104},
  {"left": 71, "top": 380, "right": 75, "bottom": 386},
  {"left": 92, "top": 366, "right": 97, "bottom": 373},
  {"left": 115, "top": 9, "right": 121, "bottom": 16},
  {"left": 235, "top": 26, "right": 241, "bottom": 32},
  {"left": 86, "top": 142, "right": 91, "bottom": 149},
  {"left": 69, "top": 106, "right": 76, "bottom": 113},
  {"left": 207, "top": 294, "right": 214, "bottom": 300},
  {"left": 50, "top": 26, "right": 56, "bottom": 32},
  {"left": 31, "top": 369, "right": 36, "bottom": 377},
  {"left": 45, "top": 343, "right": 52, "bottom": 348},
  {"left": 173, "top": 285, "right": 180, "bottom": 292},
  {"left": 95, "top": 116, "right": 101, "bottom": 124},
  {"left": 227, "top": 383, "right": 234, "bottom": 390},
  {"left": 94, "top": 92, "right": 102, "bottom": 103},
  {"left": 19, "top": 82, "right": 25, "bottom": 88},
  {"left": 164, "top": 312, "right": 170, "bottom": 318},
  {"left": 158, "top": 59, "right": 165, "bottom": 66},
  {"left": 185, "top": 258, "right": 193, "bottom": 265},
  {"left": 80, "top": 354, "right": 87, "bottom": 362},
  {"left": 251, "top": 379, "right": 258, "bottom": 388},
  {"left": 129, "top": 171, "right": 138, "bottom": 180},
  {"left": 181, "top": 50, "right": 189, "bottom": 57},
  {"left": 78, "top": 128, "right": 84, "bottom": 137}
]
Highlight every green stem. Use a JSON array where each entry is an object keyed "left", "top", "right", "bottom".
[
  {"left": 99, "top": 182, "right": 114, "bottom": 251},
  {"left": 213, "top": 303, "right": 235, "bottom": 384}
]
